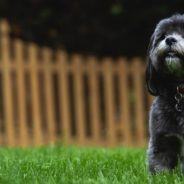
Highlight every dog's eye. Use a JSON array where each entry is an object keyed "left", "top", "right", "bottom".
[
  {"left": 154, "top": 34, "right": 166, "bottom": 47},
  {"left": 155, "top": 34, "right": 166, "bottom": 45},
  {"left": 159, "top": 34, "right": 166, "bottom": 40}
]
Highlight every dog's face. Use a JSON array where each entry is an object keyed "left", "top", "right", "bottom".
[
  {"left": 146, "top": 14, "right": 184, "bottom": 95},
  {"left": 150, "top": 15, "right": 184, "bottom": 74}
]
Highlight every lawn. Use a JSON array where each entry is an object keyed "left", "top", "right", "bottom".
[{"left": 0, "top": 146, "right": 183, "bottom": 184}]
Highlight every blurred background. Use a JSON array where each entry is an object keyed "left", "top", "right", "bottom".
[
  {"left": 1, "top": 0, "right": 184, "bottom": 57},
  {"left": 0, "top": 0, "right": 183, "bottom": 148}
]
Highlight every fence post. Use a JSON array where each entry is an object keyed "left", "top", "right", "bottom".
[
  {"left": 57, "top": 51, "right": 72, "bottom": 144},
  {"left": 131, "top": 58, "right": 146, "bottom": 146},
  {"left": 102, "top": 58, "right": 116, "bottom": 146},
  {"left": 117, "top": 58, "right": 132, "bottom": 146},
  {"left": 29, "top": 43, "right": 43, "bottom": 145},
  {"left": 14, "top": 39, "right": 29, "bottom": 146},
  {"left": 42, "top": 48, "right": 56, "bottom": 144},
  {"left": 87, "top": 56, "right": 101, "bottom": 144},
  {"left": 72, "top": 55, "right": 86, "bottom": 144},
  {"left": 0, "top": 20, "right": 16, "bottom": 146}
]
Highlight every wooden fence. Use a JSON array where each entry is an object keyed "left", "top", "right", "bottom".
[{"left": 0, "top": 20, "right": 153, "bottom": 147}]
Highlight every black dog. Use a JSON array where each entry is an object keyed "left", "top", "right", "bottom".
[{"left": 146, "top": 14, "right": 184, "bottom": 173}]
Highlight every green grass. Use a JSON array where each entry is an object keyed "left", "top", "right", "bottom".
[{"left": 0, "top": 146, "right": 183, "bottom": 184}]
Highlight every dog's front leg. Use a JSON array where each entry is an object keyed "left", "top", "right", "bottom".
[
  {"left": 179, "top": 151, "right": 184, "bottom": 172},
  {"left": 148, "top": 136, "right": 179, "bottom": 173},
  {"left": 180, "top": 162, "right": 184, "bottom": 173}
]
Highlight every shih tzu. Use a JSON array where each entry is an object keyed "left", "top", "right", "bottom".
[{"left": 146, "top": 14, "right": 184, "bottom": 173}]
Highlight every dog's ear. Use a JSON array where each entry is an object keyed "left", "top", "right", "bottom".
[
  {"left": 146, "top": 34, "right": 160, "bottom": 96},
  {"left": 145, "top": 58, "right": 160, "bottom": 96}
]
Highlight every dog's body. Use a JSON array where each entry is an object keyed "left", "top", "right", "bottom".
[{"left": 146, "top": 14, "right": 184, "bottom": 173}]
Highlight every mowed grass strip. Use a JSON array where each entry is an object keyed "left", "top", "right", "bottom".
[{"left": 0, "top": 146, "right": 183, "bottom": 184}]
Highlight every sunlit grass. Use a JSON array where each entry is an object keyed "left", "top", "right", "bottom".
[{"left": 0, "top": 146, "right": 183, "bottom": 184}]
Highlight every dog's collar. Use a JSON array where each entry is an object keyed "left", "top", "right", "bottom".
[{"left": 175, "top": 84, "right": 184, "bottom": 111}]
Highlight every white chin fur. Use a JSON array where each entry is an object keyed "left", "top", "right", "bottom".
[{"left": 165, "top": 56, "right": 183, "bottom": 73}]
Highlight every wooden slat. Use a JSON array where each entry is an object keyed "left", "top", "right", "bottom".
[
  {"left": 43, "top": 48, "right": 56, "bottom": 144},
  {"left": 29, "top": 43, "right": 43, "bottom": 145},
  {"left": 72, "top": 55, "right": 86, "bottom": 144},
  {"left": 131, "top": 58, "right": 146, "bottom": 146},
  {"left": 1, "top": 20, "right": 15, "bottom": 146},
  {"left": 102, "top": 58, "right": 116, "bottom": 145},
  {"left": 117, "top": 58, "right": 132, "bottom": 146},
  {"left": 14, "top": 39, "right": 29, "bottom": 146},
  {"left": 57, "top": 51, "right": 72, "bottom": 143},
  {"left": 87, "top": 57, "right": 101, "bottom": 143}
]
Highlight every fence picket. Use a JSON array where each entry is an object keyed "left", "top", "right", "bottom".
[
  {"left": 1, "top": 20, "right": 15, "bottom": 146},
  {"left": 15, "top": 39, "right": 29, "bottom": 146},
  {"left": 87, "top": 57, "right": 101, "bottom": 144},
  {"left": 43, "top": 48, "right": 56, "bottom": 144},
  {"left": 29, "top": 43, "right": 43, "bottom": 145},
  {"left": 103, "top": 58, "right": 116, "bottom": 145},
  {"left": 57, "top": 51, "right": 72, "bottom": 143},
  {"left": 132, "top": 58, "right": 146, "bottom": 146},
  {"left": 117, "top": 58, "right": 132, "bottom": 145},
  {"left": 72, "top": 55, "right": 86, "bottom": 144}
]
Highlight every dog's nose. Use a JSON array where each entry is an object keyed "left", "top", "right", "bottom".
[{"left": 165, "top": 37, "right": 177, "bottom": 46}]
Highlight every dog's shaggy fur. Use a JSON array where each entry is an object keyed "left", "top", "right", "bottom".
[{"left": 146, "top": 14, "right": 184, "bottom": 173}]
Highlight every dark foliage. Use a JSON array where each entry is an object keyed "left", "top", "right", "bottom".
[{"left": 0, "top": 0, "right": 184, "bottom": 57}]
